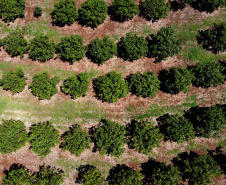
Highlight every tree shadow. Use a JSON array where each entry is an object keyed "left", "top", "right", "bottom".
[
  {"left": 3, "top": 163, "right": 28, "bottom": 176},
  {"left": 170, "top": 0, "right": 186, "bottom": 11},
  {"left": 75, "top": 164, "right": 96, "bottom": 184},
  {"left": 138, "top": 4, "right": 160, "bottom": 23},
  {"left": 189, "top": 0, "right": 222, "bottom": 13},
  {"left": 157, "top": 69, "right": 171, "bottom": 93},
  {"left": 156, "top": 114, "right": 171, "bottom": 142}
]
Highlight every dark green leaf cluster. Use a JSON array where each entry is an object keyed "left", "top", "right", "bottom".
[
  {"left": 157, "top": 114, "right": 195, "bottom": 143},
  {"left": 34, "top": 6, "right": 42, "bottom": 17},
  {"left": 0, "top": 0, "right": 25, "bottom": 23},
  {"left": 78, "top": 0, "right": 108, "bottom": 28},
  {"left": 2, "top": 30, "right": 28, "bottom": 58},
  {"left": 0, "top": 69, "right": 26, "bottom": 95},
  {"left": 60, "top": 124, "right": 91, "bottom": 156},
  {"left": 52, "top": 0, "right": 78, "bottom": 25},
  {"left": 93, "top": 119, "right": 126, "bottom": 157},
  {"left": 118, "top": 32, "right": 148, "bottom": 61},
  {"left": 149, "top": 27, "right": 182, "bottom": 60},
  {"left": 94, "top": 71, "right": 129, "bottom": 103},
  {"left": 28, "top": 121, "right": 60, "bottom": 158},
  {"left": 61, "top": 72, "right": 90, "bottom": 99},
  {"left": 140, "top": 0, "right": 171, "bottom": 20},
  {"left": 87, "top": 36, "right": 117, "bottom": 64},
  {"left": 29, "top": 72, "right": 59, "bottom": 100},
  {"left": 29, "top": 35, "right": 56, "bottom": 62},
  {"left": 110, "top": 0, "right": 139, "bottom": 22},
  {"left": 191, "top": 61, "right": 225, "bottom": 88},
  {"left": 127, "top": 71, "right": 160, "bottom": 97},
  {"left": 129, "top": 120, "right": 163, "bottom": 154},
  {"left": 159, "top": 67, "right": 194, "bottom": 94},
  {"left": 0, "top": 119, "right": 27, "bottom": 154},
  {"left": 107, "top": 164, "right": 144, "bottom": 185},
  {"left": 57, "top": 35, "right": 85, "bottom": 63},
  {"left": 197, "top": 22, "right": 226, "bottom": 53}
]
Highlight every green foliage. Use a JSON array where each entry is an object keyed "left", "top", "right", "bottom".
[
  {"left": 52, "top": 0, "right": 78, "bottom": 25},
  {"left": 140, "top": 0, "right": 171, "bottom": 20},
  {"left": 149, "top": 27, "right": 182, "bottom": 60},
  {"left": 0, "top": 69, "right": 26, "bottom": 94},
  {"left": 127, "top": 71, "right": 160, "bottom": 97},
  {"left": 118, "top": 32, "right": 148, "bottom": 61},
  {"left": 29, "top": 72, "right": 59, "bottom": 100},
  {"left": 28, "top": 121, "right": 60, "bottom": 158},
  {"left": 34, "top": 6, "right": 42, "bottom": 17},
  {"left": 0, "top": 119, "right": 27, "bottom": 154},
  {"left": 78, "top": 0, "right": 108, "bottom": 28},
  {"left": 159, "top": 67, "right": 194, "bottom": 94},
  {"left": 57, "top": 35, "right": 85, "bottom": 63},
  {"left": 29, "top": 35, "right": 56, "bottom": 62},
  {"left": 107, "top": 164, "right": 144, "bottom": 185},
  {"left": 191, "top": 61, "right": 225, "bottom": 87},
  {"left": 197, "top": 22, "right": 226, "bottom": 53},
  {"left": 129, "top": 120, "right": 163, "bottom": 154},
  {"left": 2, "top": 30, "right": 28, "bottom": 58},
  {"left": 157, "top": 114, "right": 195, "bottom": 143},
  {"left": 110, "top": 0, "right": 139, "bottom": 22},
  {"left": 60, "top": 124, "right": 91, "bottom": 156},
  {"left": 93, "top": 119, "right": 126, "bottom": 157},
  {"left": 0, "top": 0, "right": 25, "bottom": 23},
  {"left": 87, "top": 36, "right": 117, "bottom": 64},
  {"left": 93, "top": 71, "right": 129, "bottom": 103},
  {"left": 61, "top": 72, "right": 90, "bottom": 99}
]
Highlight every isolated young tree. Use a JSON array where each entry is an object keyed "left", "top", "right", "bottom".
[
  {"left": 157, "top": 113, "right": 195, "bottom": 143},
  {"left": 107, "top": 164, "right": 144, "bottom": 185},
  {"left": 110, "top": 0, "right": 139, "bottom": 22},
  {"left": 78, "top": 0, "right": 108, "bottom": 28},
  {"left": 93, "top": 71, "right": 129, "bottom": 103},
  {"left": 57, "top": 35, "right": 85, "bottom": 63},
  {"left": 34, "top": 6, "right": 42, "bottom": 17},
  {"left": 28, "top": 121, "right": 60, "bottom": 158},
  {"left": 61, "top": 72, "right": 90, "bottom": 99},
  {"left": 140, "top": 0, "right": 171, "bottom": 20},
  {"left": 87, "top": 36, "right": 117, "bottom": 64},
  {"left": 60, "top": 124, "right": 91, "bottom": 156},
  {"left": 52, "top": 0, "right": 78, "bottom": 25},
  {"left": 149, "top": 27, "right": 182, "bottom": 60},
  {"left": 129, "top": 120, "right": 163, "bottom": 154},
  {"left": 191, "top": 61, "right": 225, "bottom": 88},
  {"left": 0, "top": 69, "right": 27, "bottom": 94},
  {"left": 93, "top": 119, "right": 126, "bottom": 157},
  {"left": 2, "top": 30, "right": 28, "bottom": 58},
  {"left": 29, "top": 72, "right": 59, "bottom": 100},
  {"left": 197, "top": 22, "right": 226, "bottom": 53},
  {"left": 29, "top": 35, "right": 56, "bottom": 62},
  {"left": 0, "top": 120, "right": 27, "bottom": 154},
  {"left": 118, "top": 32, "right": 148, "bottom": 61},
  {"left": 0, "top": 0, "right": 25, "bottom": 23},
  {"left": 127, "top": 71, "right": 160, "bottom": 97},
  {"left": 159, "top": 67, "right": 194, "bottom": 94}
]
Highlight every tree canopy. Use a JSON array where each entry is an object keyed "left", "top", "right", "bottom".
[{"left": 34, "top": 6, "right": 42, "bottom": 17}]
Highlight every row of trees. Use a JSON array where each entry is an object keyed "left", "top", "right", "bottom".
[{"left": 0, "top": 105, "right": 224, "bottom": 157}]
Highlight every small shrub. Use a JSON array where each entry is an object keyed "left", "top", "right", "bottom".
[
  {"left": 60, "top": 124, "right": 91, "bottom": 156},
  {"left": 87, "top": 36, "right": 117, "bottom": 64},
  {"left": 118, "top": 32, "right": 148, "bottom": 61},
  {"left": 52, "top": 0, "right": 78, "bottom": 26},
  {"left": 127, "top": 71, "right": 160, "bottom": 97},
  {"left": 34, "top": 6, "right": 42, "bottom": 17},
  {"left": 29, "top": 35, "right": 56, "bottom": 62},
  {"left": 28, "top": 121, "right": 60, "bottom": 158},
  {"left": 0, "top": 120, "right": 27, "bottom": 154},
  {"left": 93, "top": 119, "right": 126, "bottom": 157},
  {"left": 93, "top": 71, "right": 129, "bottom": 103},
  {"left": 2, "top": 30, "right": 28, "bottom": 58},
  {"left": 29, "top": 72, "right": 59, "bottom": 100},
  {"left": 140, "top": 0, "right": 171, "bottom": 21},
  {"left": 110, "top": 0, "right": 139, "bottom": 22},
  {"left": 78, "top": 0, "right": 108, "bottom": 28},
  {"left": 57, "top": 35, "right": 85, "bottom": 63},
  {"left": 61, "top": 72, "right": 90, "bottom": 99},
  {"left": 0, "top": 0, "right": 25, "bottom": 23},
  {"left": 148, "top": 27, "right": 182, "bottom": 61},
  {"left": 0, "top": 69, "right": 26, "bottom": 94},
  {"left": 157, "top": 114, "right": 195, "bottom": 143}
]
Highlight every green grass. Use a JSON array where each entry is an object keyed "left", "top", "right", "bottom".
[
  {"left": 168, "top": 148, "right": 180, "bottom": 156},
  {"left": 217, "top": 139, "right": 226, "bottom": 147}
]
